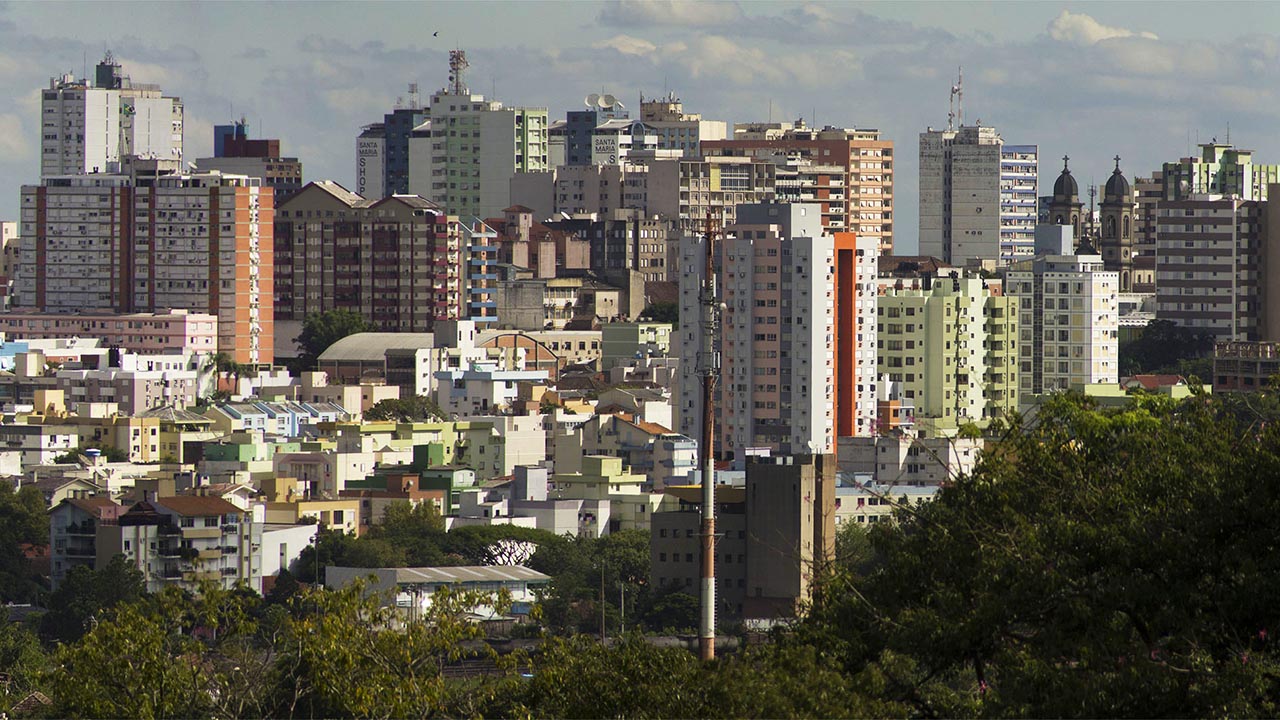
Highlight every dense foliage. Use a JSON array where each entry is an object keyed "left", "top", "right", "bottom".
[
  {"left": 293, "top": 309, "right": 372, "bottom": 368},
  {"left": 363, "top": 394, "right": 449, "bottom": 422},
  {"left": 13, "top": 392, "right": 1280, "bottom": 717},
  {"left": 1119, "top": 318, "right": 1214, "bottom": 379}
]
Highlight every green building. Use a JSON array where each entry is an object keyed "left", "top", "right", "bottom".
[{"left": 877, "top": 275, "right": 1019, "bottom": 433}]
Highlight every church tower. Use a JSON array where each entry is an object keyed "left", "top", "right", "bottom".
[
  {"left": 1049, "top": 156, "right": 1084, "bottom": 240},
  {"left": 1100, "top": 155, "right": 1136, "bottom": 291}
]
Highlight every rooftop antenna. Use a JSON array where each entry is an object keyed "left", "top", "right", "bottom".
[
  {"left": 948, "top": 66, "right": 963, "bottom": 131},
  {"left": 408, "top": 82, "right": 419, "bottom": 109},
  {"left": 1226, "top": 121, "right": 1231, "bottom": 145},
  {"left": 448, "top": 49, "right": 469, "bottom": 95}
]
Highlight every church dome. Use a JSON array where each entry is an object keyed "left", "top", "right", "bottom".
[
  {"left": 1104, "top": 157, "right": 1131, "bottom": 201},
  {"left": 1053, "top": 157, "right": 1079, "bottom": 200}
]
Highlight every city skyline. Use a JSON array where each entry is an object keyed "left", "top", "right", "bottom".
[{"left": 0, "top": 1, "right": 1277, "bottom": 251}]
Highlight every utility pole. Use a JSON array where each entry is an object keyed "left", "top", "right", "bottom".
[
  {"left": 698, "top": 212, "right": 720, "bottom": 662},
  {"left": 599, "top": 560, "right": 607, "bottom": 645}
]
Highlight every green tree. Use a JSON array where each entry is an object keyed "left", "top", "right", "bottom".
[
  {"left": 0, "top": 484, "right": 50, "bottom": 603},
  {"left": 638, "top": 301, "right": 678, "bottom": 327},
  {"left": 50, "top": 594, "right": 214, "bottom": 718},
  {"left": 274, "top": 579, "right": 504, "bottom": 718},
  {"left": 294, "top": 309, "right": 372, "bottom": 368},
  {"left": 39, "top": 554, "right": 145, "bottom": 644},
  {"left": 1119, "top": 319, "right": 1214, "bottom": 376},
  {"left": 51, "top": 442, "right": 130, "bottom": 464},
  {"left": 0, "top": 620, "right": 51, "bottom": 716},
  {"left": 292, "top": 529, "right": 407, "bottom": 584},
  {"left": 364, "top": 394, "right": 449, "bottom": 422},
  {"left": 803, "top": 392, "right": 1280, "bottom": 717}
]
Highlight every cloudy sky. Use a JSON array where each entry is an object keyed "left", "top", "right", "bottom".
[{"left": 1, "top": 0, "right": 1278, "bottom": 252}]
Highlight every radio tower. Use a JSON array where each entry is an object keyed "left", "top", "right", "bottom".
[
  {"left": 448, "top": 50, "right": 469, "bottom": 95},
  {"left": 698, "top": 212, "right": 721, "bottom": 662},
  {"left": 947, "top": 66, "right": 963, "bottom": 131}
]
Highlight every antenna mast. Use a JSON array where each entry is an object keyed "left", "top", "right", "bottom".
[
  {"left": 448, "top": 49, "right": 469, "bottom": 95},
  {"left": 948, "top": 66, "right": 963, "bottom": 131},
  {"left": 698, "top": 212, "right": 721, "bottom": 662}
]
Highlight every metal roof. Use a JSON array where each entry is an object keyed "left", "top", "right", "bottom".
[
  {"left": 318, "top": 332, "right": 436, "bottom": 362},
  {"left": 333, "top": 565, "right": 550, "bottom": 585}
]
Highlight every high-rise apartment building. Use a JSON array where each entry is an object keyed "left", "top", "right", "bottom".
[
  {"left": 876, "top": 274, "right": 1019, "bottom": 431},
  {"left": 356, "top": 123, "right": 386, "bottom": 200},
  {"left": 646, "top": 155, "right": 777, "bottom": 233},
  {"left": 1006, "top": 249, "right": 1119, "bottom": 402},
  {"left": 919, "top": 125, "right": 1038, "bottom": 266},
  {"left": 563, "top": 94, "right": 629, "bottom": 166},
  {"left": 701, "top": 121, "right": 894, "bottom": 254},
  {"left": 638, "top": 92, "right": 728, "bottom": 157},
  {"left": 40, "top": 53, "right": 183, "bottom": 176},
  {"left": 0, "top": 221, "right": 16, "bottom": 309},
  {"left": 1156, "top": 195, "right": 1265, "bottom": 340},
  {"left": 16, "top": 171, "right": 273, "bottom": 364},
  {"left": 407, "top": 52, "right": 549, "bottom": 219},
  {"left": 678, "top": 203, "right": 876, "bottom": 461},
  {"left": 1162, "top": 142, "right": 1280, "bottom": 201},
  {"left": 1134, "top": 172, "right": 1162, "bottom": 256},
  {"left": 195, "top": 119, "right": 303, "bottom": 206},
  {"left": 274, "top": 182, "right": 467, "bottom": 332}
]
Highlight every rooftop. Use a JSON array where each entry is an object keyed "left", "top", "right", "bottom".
[{"left": 318, "top": 333, "right": 436, "bottom": 362}]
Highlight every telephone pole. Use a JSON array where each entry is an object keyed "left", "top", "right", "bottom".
[{"left": 698, "top": 213, "right": 720, "bottom": 662}]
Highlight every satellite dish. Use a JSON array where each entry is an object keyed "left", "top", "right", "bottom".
[
  {"left": 602, "top": 94, "right": 617, "bottom": 108},
  {"left": 586, "top": 93, "right": 600, "bottom": 108}
]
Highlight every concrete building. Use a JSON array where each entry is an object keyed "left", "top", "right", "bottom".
[
  {"left": 638, "top": 92, "right": 728, "bottom": 157},
  {"left": 1162, "top": 142, "right": 1280, "bottom": 202},
  {"left": 16, "top": 172, "right": 273, "bottom": 364},
  {"left": 98, "top": 496, "right": 263, "bottom": 593},
  {"left": 324, "top": 565, "right": 549, "bottom": 622},
  {"left": 646, "top": 155, "right": 777, "bottom": 233},
  {"left": 650, "top": 454, "right": 835, "bottom": 622},
  {"left": 563, "top": 93, "right": 629, "bottom": 166},
  {"left": 355, "top": 123, "right": 386, "bottom": 199},
  {"left": 877, "top": 274, "right": 1019, "bottom": 430},
  {"left": 0, "top": 310, "right": 217, "bottom": 355},
  {"left": 600, "top": 322, "right": 673, "bottom": 370},
  {"left": 49, "top": 495, "right": 124, "bottom": 588},
  {"left": 1, "top": 220, "right": 16, "bottom": 310},
  {"left": 1214, "top": 341, "right": 1280, "bottom": 391},
  {"left": 407, "top": 52, "right": 549, "bottom": 219},
  {"left": 40, "top": 53, "right": 183, "bottom": 176},
  {"left": 195, "top": 118, "right": 303, "bottom": 205},
  {"left": 1134, "top": 172, "right": 1162, "bottom": 260},
  {"left": 1007, "top": 249, "right": 1119, "bottom": 402},
  {"left": 433, "top": 361, "right": 549, "bottom": 416},
  {"left": 838, "top": 433, "right": 982, "bottom": 485},
  {"left": 679, "top": 203, "right": 876, "bottom": 461},
  {"left": 274, "top": 182, "right": 467, "bottom": 332},
  {"left": 918, "top": 125, "right": 1037, "bottom": 265},
  {"left": 1156, "top": 194, "right": 1265, "bottom": 341},
  {"left": 702, "top": 121, "right": 894, "bottom": 254}
]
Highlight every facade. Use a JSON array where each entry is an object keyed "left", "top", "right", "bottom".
[
  {"left": 1214, "top": 341, "right": 1280, "bottom": 392},
  {"left": 17, "top": 172, "right": 273, "bottom": 364},
  {"left": 1098, "top": 158, "right": 1139, "bottom": 292},
  {"left": 645, "top": 155, "right": 777, "bottom": 233},
  {"left": 1162, "top": 142, "right": 1280, "bottom": 202},
  {"left": 1155, "top": 194, "right": 1265, "bottom": 340},
  {"left": 679, "top": 203, "right": 871, "bottom": 461},
  {"left": 702, "top": 122, "right": 894, "bottom": 254},
  {"left": 877, "top": 274, "right": 1019, "bottom": 430},
  {"left": 600, "top": 322, "right": 673, "bottom": 370},
  {"left": 355, "top": 123, "right": 386, "bottom": 199},
  {"left": 98, "top": 496, "right": 263, "bottom": 593},
  {"left": 0, "top": 310, "right": 217, "bottom": 355},
  {"left": 650, "top": 454, "right": 835, "bottom": 621},
  {"left": 274, "top": 182, "right": 467, "bottom": 331},
  {"left": 838, "top": 433, "right": 982, "bottom": 485},
  {"left": 195, "top": 119, "right": 303, "bottom": 206},
  {"left": 40, "top": 54, "right": 183, "bottom": 176},
  {"left": 638, "top": 92, "right": 728, "bottom": 157},
  {"left": 1007, "top": 252, "right": 1119, "bottom": 401},
  {"left": 919, "top": 125, "right": 1037, "bottom": 265},
  {"left": 49, "top": 495, "right": 124, "bottom": 588}
]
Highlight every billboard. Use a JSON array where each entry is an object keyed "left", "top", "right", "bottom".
[
  {"left": 592, "top": 134, "right": 620, "bottom": 166},
  {"left": 356, "top": 137, "right": 385, "bottom": 199}
]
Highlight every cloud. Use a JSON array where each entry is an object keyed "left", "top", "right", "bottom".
[
  {"left": 598, "top": 0, "right": 744, "bottom": 27},
  {"left": 0, "top": 113, "right": 29, "bottom": 159},
  {"left": 592, "top": 35, "right": 658, "bottom": 57},
  {"left": 1047, "top": 10, "right": 1157, "bottom": 45},
  {"left": 238, "top": 47, "right": 267, "bottom": 60}
]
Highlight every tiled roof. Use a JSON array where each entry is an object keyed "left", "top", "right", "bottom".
[{"left": 154, "top": 495, "right": 243, "bottom": 517}]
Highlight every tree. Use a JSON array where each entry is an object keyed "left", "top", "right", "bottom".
[
  {"left": 0, "top": 484, "right": 50, "bottom": 603},
  {"left": 39, "top": 554, "right": 145, "bottom": 644},
  {"left": 364, "top": 395, "right": 449, "bottom": 422},
  {"left": 801, "top": 392, "right": 1280, "bottom": 717},
  {"left": 638, "top": 301, "right": 678, "bottom": 327},
  {"left": 1119, "top": 319, "right": 1214, "bottom": 376},
  {"left": 51, "top": 442, "right": 129, "bottom": 464},
  {"left": 294, "top": 309, "right": 372, "bottom": 368},
  {"left": 291, "top": 529, "right": 407, "bottom": 584},
  {"left": 0, "top": 620, "right": 50, "bottom": 716}
]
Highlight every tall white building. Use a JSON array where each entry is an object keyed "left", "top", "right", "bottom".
[
  {"left": 919, "top": 125, "right": 1037, "bottom": 266},
  {"left": 40, "top": 53, "right": 183, "bottom": 177},
  {"left": 679, "top": 203, "right": 852, "bottom": 462},
  {"left": 1007, "top": 249, "right": 1119, "bottom": 404}
]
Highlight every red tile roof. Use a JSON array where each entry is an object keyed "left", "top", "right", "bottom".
[{"left": 155, "top": 495, "right": 243, "bottom": 517}]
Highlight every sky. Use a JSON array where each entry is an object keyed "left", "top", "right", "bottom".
[{"left": 2, "top": 0, "right": 1280, "bottom": 253}]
